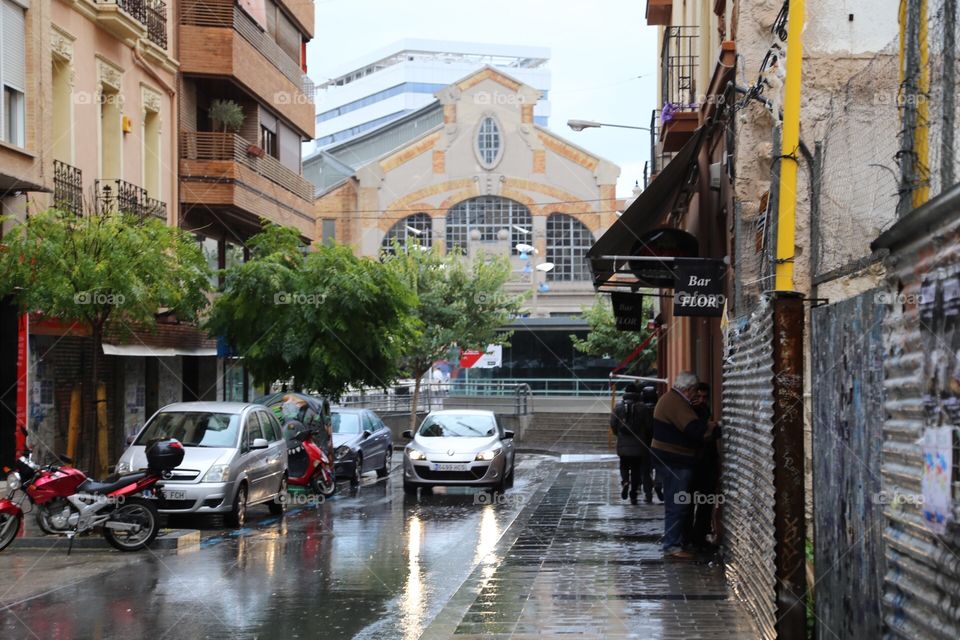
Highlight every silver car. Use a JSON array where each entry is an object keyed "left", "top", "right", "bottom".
[
  {"left": 402, "top": 410, "right": 516, "bottom": 494},
  {"left": 116, "top": 402, "right": 288, "bottom": 528}
]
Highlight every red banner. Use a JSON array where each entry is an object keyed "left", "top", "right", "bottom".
[{"left": 15, "top": 314, "right": 27, "bottom": 456}]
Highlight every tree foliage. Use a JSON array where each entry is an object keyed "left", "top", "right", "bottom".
[
  {"left": 205, "top": 226, "right": 416, "bottom": 396},
  {"left": 570, "top": 297, "right": 657, "bottom": 374}
]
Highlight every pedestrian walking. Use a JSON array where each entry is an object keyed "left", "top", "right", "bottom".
[
  {"left": 640, "top": 385, "right": 664, "bottom": 503},
  {"left": 688, "top": 382, "right": 721, "bottom": 550},
  {"left": 651, "top": 371, "right": 715, "bottom": 559},
  {"left": 610, "top": 383, "right": 654, "bottom": 504}
]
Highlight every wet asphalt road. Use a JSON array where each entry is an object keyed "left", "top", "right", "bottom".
[{"left": 0, "top": 455, "right": 554, "bottom": 640}]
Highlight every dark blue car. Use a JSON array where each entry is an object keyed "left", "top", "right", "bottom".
[{"left": 331, "top": 408, "right": 393, "bottom": 486}]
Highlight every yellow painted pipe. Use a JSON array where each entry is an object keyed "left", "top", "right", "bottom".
[
  {"left": 775, "top": 0, "right": 806, "bottom": 292},
  {"left": 96, "top": 383, "right": 109, "bottom": 478},
  {"left": 67, "top": 385, "right": 81, "bottom": 462},
  {"left": 914, "top": 0, "right": 930, "bottom": 207}
]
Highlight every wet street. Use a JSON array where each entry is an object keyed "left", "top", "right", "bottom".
[{"left": 0, "top": 455, "right": 756, "bottom": 639}]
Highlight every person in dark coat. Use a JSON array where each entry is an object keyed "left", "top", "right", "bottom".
[
  {"left": 610, "top": 383, "right": 654, "bottom": 504},
  {"left": 689, "top": 382, "right": 721, "bottom": 550},
  {"left": 640, "top": 385, "right": 663, "bottom": 503}
]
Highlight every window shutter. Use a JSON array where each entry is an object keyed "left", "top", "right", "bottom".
[
  {"left": 277, "top": 12, "right": 300, "bottom": 63},
  {"left": 2, "top": 0, "right": 26, "bottom": 91}
]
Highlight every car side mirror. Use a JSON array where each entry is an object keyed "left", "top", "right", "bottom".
[
  {"left": 503, "top": 430, "right": 515, "bottom": 439},
  {"left": 402, "top": 430, "right": 414, "bottom": 440},
  {"left": 362, "top": 430, "right": 372, "bottom": 440},
  {"left": 251, "top": 438, "right": 269, "bottom": 450}
]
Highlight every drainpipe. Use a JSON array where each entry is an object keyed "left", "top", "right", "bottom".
[{"left": 774, "top": 0, "right": 805, "bottom": 291}]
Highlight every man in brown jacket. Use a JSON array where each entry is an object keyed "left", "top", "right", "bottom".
[{"left": 651, "top": 371, "right": 715, "bottom": 558}]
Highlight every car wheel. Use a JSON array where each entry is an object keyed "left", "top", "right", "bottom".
[
  {"left": 268, "top": 475, "right": 287, "bottom": 516},
  {"left": 226, "top": 483, "right": 248, "bottom": 529},
  {"left": 350, "top": 455, "right": 363, "bottom": 487},
  {"left": 376, "top": 447, "right": 392, "bottom": 478},
  {"left": 403, "top": 480, "right": 418, "bottom": 495}
]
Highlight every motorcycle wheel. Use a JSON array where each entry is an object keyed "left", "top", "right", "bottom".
[
  {"left": 311, "top": 472, "right": 336, "bottom": 498},
  {"left": 103, "top": 498, "right": 160, "bottom": 552},
  {"left": 0, "top": 512, "right": 21, "bottom": 552}
]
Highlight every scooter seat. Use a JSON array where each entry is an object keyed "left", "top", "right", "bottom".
[{"left": 78, "top": 472, "right": 147, "bottom": 495}]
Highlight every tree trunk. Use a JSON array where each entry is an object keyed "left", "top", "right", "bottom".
[{"left": 409, "top": 369, "right": 424, "bottom": 432}]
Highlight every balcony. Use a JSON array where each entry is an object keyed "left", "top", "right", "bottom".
[
  {"left": 660, "top": 26, "right": 699, "bottom": 152},
  {"left": 53, "top": 160, "right": 83, "bottom": 215},
  {"left": 95, "top": 178, "right": 167, "bottom": 221},
  {"left": 646, "top": 0, "right": 672, "bottom": 26},
  {"left": 180, "top": 0, "right": 314, "bottom": 136},
  {"left": 179, "top": 131, "right": 315, "bottom": 236},
  {"left": 93, "top": 0, "right": 167, "bottom": 49}
]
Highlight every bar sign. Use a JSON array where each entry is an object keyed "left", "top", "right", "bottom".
[{"left": 611, "top": 292, "right": 646, "bottom": 332}]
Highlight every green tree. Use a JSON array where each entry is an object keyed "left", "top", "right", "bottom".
[
  {"left": 570, "top": 297, "right": 657, "bottom": 374},
  {"left": 0, "top": 209, "right": 211, "bottom": 472},
  {"left": 382, "top": 240, "right": 524, "bottom": 429},
  {"left": 205, "top": 226, "right": 416, "bottom": 397}
]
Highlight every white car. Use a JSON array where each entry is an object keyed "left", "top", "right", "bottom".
[
  {"left": 116, "top": 402, "right": 288, "bottom": 528},
  {"left": 402, "top": 410, "right": 516, "bottom": 494}
]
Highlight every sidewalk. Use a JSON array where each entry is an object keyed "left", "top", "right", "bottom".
[{"left": 423, "top": 460, "right": 758, "bottom": 639}]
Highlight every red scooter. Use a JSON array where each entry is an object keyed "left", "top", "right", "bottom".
[
  {"left": 0, "top": 439, "right": 183, "bottom": 553},
  {"left": 286, "top": 423, "right": 337, "bottom": 497}
]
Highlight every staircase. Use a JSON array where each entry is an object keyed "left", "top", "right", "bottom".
[{"left": 519, "top": 412, "right": 614, "bottom": 454}]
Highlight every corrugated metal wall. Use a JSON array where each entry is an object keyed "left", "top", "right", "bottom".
[
  {"left": 811, "top": 291, "right": 887, "bottom": 639},
  {"left": 722, "top": 299, "right": 777, "bottom": 640},
  {"left": 880, "top": 214, "right": 960, "bottom": 639}
]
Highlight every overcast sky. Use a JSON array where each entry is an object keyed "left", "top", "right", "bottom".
[{"left": 305, "top": 0, "right": 659, "bottom": 198}]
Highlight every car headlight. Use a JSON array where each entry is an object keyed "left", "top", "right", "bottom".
[
  {"left": 115, "top": 461, "right": 131, "bottom": 474},
  {"left": 407, "top": 449, "right": 426, "bottom": 461},
  {"left": 6, "top": 471, "right": 20, "bottom": 492},
  {"left": 335, "top": 445, "right": 352, "bottom": 461},
  {"left": 202, "top": 464, "right": 230, "bottom": 483},
  {"left": 475, "top": 448, "right": 502, "bottom": 461}
]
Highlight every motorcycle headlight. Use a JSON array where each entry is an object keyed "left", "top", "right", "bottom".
[
  {"left": 407, "top": 449, "right": 426, "bottom": 461},
  {"left": 202, "top": 464, "right": 230, "bottom": 483},
  {"left": 115, "top": 461, "right": 131, "bottom": 474},
  {"left": 475, "top": 448, "right": 502, "bottom": 462},
  {"left": 6, "top": 471, "right": 20, "bottom": 492},
  {"left": 335, "top": 445, "right": 352, "bottom": 461}
]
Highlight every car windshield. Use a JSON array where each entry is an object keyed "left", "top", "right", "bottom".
[
  {"left": 331, "top": 413, "right": 361, "bottom": 434},
  {"left": 136, "top": 411, "right": 241, "bottom": 448},
  {"left": 418, "top": 414, "right": 496, "bottom": 438}
]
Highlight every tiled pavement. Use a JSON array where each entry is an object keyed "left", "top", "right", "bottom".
[{"left": 423, "top": 461, "right": 759, "bottom": 639}]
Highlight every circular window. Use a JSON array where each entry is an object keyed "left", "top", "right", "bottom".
[{"left": 475, "top": 117, "right": 503, "bottom": 168}]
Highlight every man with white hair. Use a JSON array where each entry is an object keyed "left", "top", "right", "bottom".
[{"left": 651, "top": 370, "right": 716, "bottom": 559}]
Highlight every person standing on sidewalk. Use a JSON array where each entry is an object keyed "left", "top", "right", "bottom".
[
  {"left": 610, "top": 383, "right": 653, "bottom": 504},
  {"left": 640, "top": 385, "right": 664, "bottom": 503},
  {"left": 651, "top": 371, "right": 715, "bottom": 559},
  {"left": 688, "top": 382, "right": 721, "bottom": 550}
]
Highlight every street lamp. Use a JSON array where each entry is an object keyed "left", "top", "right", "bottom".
[{"left": 567, "top": 119, "right": 650, "bottom": 132}]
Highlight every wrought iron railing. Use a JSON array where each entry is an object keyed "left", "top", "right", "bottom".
[
  {"left": 335, "top": 381, "right": 533, "bottom": 416},
  {"left": 53, "top": 160, "right": 83, "bottom": 215},
  {"left": 661, "top": 26, "right": 699, "bottom": 111},
  {"left": 145, "top": 0, "right": 167, "bottom": 48},
  {"left": 95, "top": 179, "right": 167, "bottom": 221}
]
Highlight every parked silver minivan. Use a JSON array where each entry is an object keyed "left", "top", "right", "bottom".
[{"left": 116, "top": 402, "right": 288, "bottom": 527}]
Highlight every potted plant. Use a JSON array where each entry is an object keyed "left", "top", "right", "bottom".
[
  {"left": 207, "top": 99, "right": 245, "bottom": 157},
  {"left": 246, "top": 144, "right": 265, "bottom": 158}
]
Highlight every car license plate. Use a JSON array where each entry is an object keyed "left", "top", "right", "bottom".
[
  {"left": 431, "top": 463, "right": 468, "bottom": 472},
  {"left": 162, "top": 489, "right": 186, "bottom": 500}
]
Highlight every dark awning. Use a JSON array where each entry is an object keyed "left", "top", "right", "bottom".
[{"left": 587, "top": 126, "right": 707, "bottom": 291}]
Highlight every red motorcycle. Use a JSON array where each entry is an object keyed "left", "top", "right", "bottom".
[{"left": 0, "top": 439, "right": 183, "bottom": 553}]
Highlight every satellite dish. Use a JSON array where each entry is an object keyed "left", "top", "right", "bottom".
[{"left": 535, "top": 262, "right": 555, "bottom": 272}]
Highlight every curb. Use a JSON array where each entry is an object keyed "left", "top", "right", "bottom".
[{"left": 13, "top": 528, "right": 201, "bottom": 551}]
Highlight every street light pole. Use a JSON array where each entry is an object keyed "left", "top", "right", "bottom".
[{"left": 567, "top": 119, "right": 651, "bottom": 132}]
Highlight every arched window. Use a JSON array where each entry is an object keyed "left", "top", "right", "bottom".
[
  {"left": 545, "top": 213, "right": 594, "bottom": 281},
  {"left": 381, "top": 213, "right": 433, "bottom": 253},
  {"left": 475, "top": 117, "right": 502, "bottom": 168},
  {"left": 446, "top": 196, "right": 531, "bottom": 252}
]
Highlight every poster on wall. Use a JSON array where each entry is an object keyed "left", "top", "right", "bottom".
[
  {"left": 237, "top": 0, "right": 267, "bottom": 30},
  {"left": 921, "top": 425, "right": 954, "bottom": 534}
]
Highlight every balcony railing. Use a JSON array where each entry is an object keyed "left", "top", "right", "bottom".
[
  {"left": 53, "top": 160, "right": 83, "bottom": 215},
  {"left": 661, "top": 26, "right": 699, "bottom": 110},
  {"left": 181, "top": 0, "right": 313, "bottom": 98},
  {"left": 95, "top": 0, "right": 167, "bottom": 49},
  {"left": 145, "top": 0, "right": 167, "bottom": 49},
  {"left": 179, "top": 131, "right": 314, "bottom": 201},
  {"left": 95, "top": 179, "right": 167, "bottom": 221}
]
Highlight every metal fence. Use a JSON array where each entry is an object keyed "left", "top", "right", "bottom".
[{"left": 336, "top": 381, "right": 532, "bottom": 416}]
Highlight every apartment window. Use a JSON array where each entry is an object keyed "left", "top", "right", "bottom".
[
  {"left": 1, "top": 0, "right": 26, "bottom": 147},
  {"left": 100, "top": 86, "right": 122, "bottom": 179},
  {"left": 545, "top": 213, "right": 594, "bottom": 281},
  {"left": 52, "top": 58, "right": 72, "bottom": 162},
  {"left": 260, "top": 126, "right": 278, "bottom": 158},
  {"left": 142, "top": 99, "right": 162, "bottom": 198},
  {"left": 475, "top": 117, "right": 502, "bottom": 168},
  {"left": 321, "top": 219, "right": 336, "bottom": 246}
]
